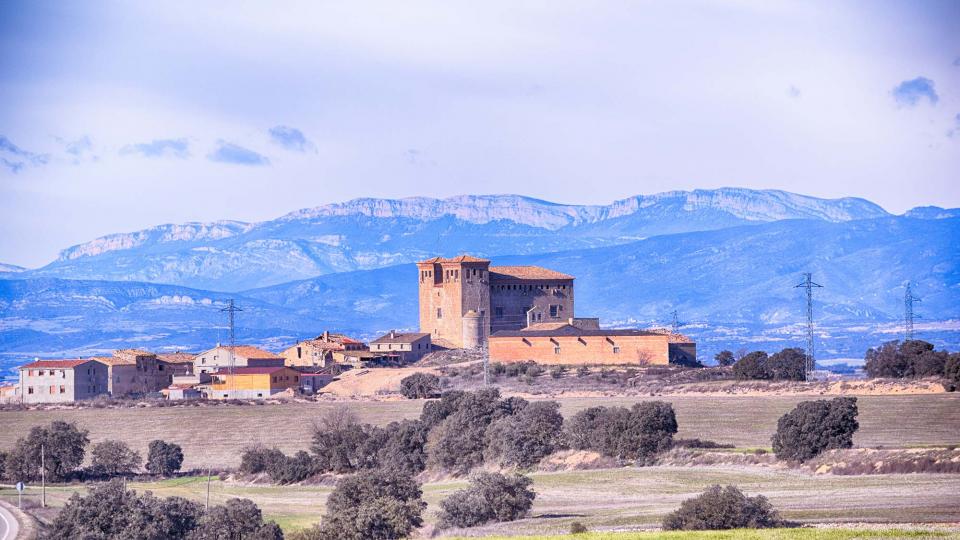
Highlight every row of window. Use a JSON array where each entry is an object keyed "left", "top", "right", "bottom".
[
  {"left": 491, "top": 305, "right": 564, "bottom": 319},
  {"left": 549, "top": 346, "right": 621, "bottom": 354},
  {"left": 26, "top": 369, "right": 68, "bottom": 378},
  {"left": 495, "top": 283, "right": 567, "bottom": 291}
]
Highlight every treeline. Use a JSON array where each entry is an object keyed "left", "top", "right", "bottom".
[
  {"left": 0, "top": 421, "right": 184, "bottom": 482},
  {"left": 864, "top": 339, "right": 960, "bottom": 388},
  {"left": 713, "top": 347, "right": 808, "bottom": 381}
]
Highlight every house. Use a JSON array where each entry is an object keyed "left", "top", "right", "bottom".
[
  {"left": 0, "top": 384, "right": 17, "bottom": 404},
  {"left": 370, "top": 331, "right": 432, "bottom": 363},
  {"left": 193, "top": 345, "right": 284, "bottom": 375},
  {"left": 292, "top": 366, "right": 336, "bottom": 394},
  {"left": 488, "top": 320, "right": 697, "bottom": 366},
  {"left": 17, "top": 359, "right": 109, "bottom": 403},
  {"left": 206, "top": 366, "right": 302, "bottom": 399},
  {"left": 164, "top": 384, "right": 202, "bottom": 400},
  {"left": 96, "top": 349, "right": 174, "bottom": 397},
  {"left": 280, "top": 331, "right": 367, "bottom": 368},
  {"left": 158, "top": 352, "right": 196, "bottom": 377}
]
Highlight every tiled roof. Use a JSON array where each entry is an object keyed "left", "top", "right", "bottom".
[
  {"left": 115, "top": 348, "right": 155, "bottom": 356},
  {"left": 93, "top": 355, "right": 135, "bottom": 366},
  {"left": 212, "top": 366, "right": 290, "bottom": 376},
  {"left": 489, "top": 266, "right": 574, "bottom": 281},
  {"left": 210, "top": 345, "right": 281, "bottom": 359},
  {"left": 491, "top": 327, "right": 665, "bottom": 338},
  {"left": 524, "top": 322, "right": 573, "bottom": 331},
  {"left": 646, "top": 328, "right": 695, "bottom": 343},
  {"left": 19, "top": 359, "right": 98, "bottom": 369},
  {"left": 158, "top": 352, "right": 196, "bottom": 364},
  {"left": 371, "top": 331, "right": 431, "bottom": 344},
  {"left": 418, "top": 255, "right": 490, "bottom": 264}
]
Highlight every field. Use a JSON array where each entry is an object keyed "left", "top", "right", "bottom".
[
  {"left": 1, "top": 394, "right": 959, "bottom": 469},
  {"left": 2, "top": 466, "right": 959, "bottom": 536}
]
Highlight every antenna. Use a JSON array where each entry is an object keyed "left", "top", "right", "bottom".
[
  {"left": 904, "top": 281, "right": 921, "bottom": 341},
  {"left": 794, "top": 273, "right": 823, "bottom": 380},
  {"left": 220, "top": 299, "right": 243, "bottom": 380}
]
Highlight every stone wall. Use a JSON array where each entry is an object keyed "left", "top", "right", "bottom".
[{"left": 489, "top": 333, "right": 674, "bottom": 366}]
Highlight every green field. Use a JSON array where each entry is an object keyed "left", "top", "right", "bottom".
[
  {"left": 1, "top": 394, "right": 958, "bottom": 469},
  {"left": 448, "top": 529, "right": 960, "bottom": 540}
]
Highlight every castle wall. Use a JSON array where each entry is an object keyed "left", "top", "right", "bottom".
[
  {"left": 489, "top": 280, "right": 574, "bottom": 333},
  {"left": 488, "top": 333, "right": 673, "bottom": 366}
]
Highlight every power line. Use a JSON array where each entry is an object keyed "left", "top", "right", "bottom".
[
  {"left": 794, "top": 272, "right": 823, "bottom": 380},
  {"left": 220, "top": 299, "right": 243, "bottom": 388},
  {"left": 904, "top": 281, "right": 920, "bottom": 341}
]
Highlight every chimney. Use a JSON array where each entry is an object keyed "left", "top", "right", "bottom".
[
  {"left": 390, "top": 330, "right": 396, "bottom": 339},
  {"left": 323, "top": 330, "right": 329, "bottom": 342}
]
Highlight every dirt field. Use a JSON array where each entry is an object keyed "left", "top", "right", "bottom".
[
  {"left": 0, "top": 394, "right": 958, "bottom": 469},
  {"left": 2, "top": 466, "right": 958, "bottom": 535}
]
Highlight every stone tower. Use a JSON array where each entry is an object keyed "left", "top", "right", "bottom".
[
  {"left": 416, "top": 256, "right": 491, "bottom": 348},
  {"left": 461, "top": 309, "right": 483, "bottom": 349}
]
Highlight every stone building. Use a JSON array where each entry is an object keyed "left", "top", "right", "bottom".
[
  {"left": 280, "top": 331, "right": 367, "bottom": 367},
  {"left": 370, "top": 331, "right": 432, "bottom": 363},
  {"left": 98, "top": 349, "right": 174, "bottom": 397},
  {"left": 488, "top": 322, "right": 697, "bottom": 366},
  {"left": 157, "top": 352, "right": 196, "bottom": 377},
  {"left": 193, "top": 345, "right": 284, "bottom": 375},
  {"left": 17, "top": 359, "right": 109, "bottom": 403},
  {"left": 417, "top": 255, "right": 574, "bottom": 348}
]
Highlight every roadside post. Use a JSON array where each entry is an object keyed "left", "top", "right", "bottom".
[{"left": 15, "top": 481, "right": 24, "bottom": 510}]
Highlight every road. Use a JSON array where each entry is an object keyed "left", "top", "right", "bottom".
[{"left": 0, "top": 501, "right": 19, "bottom": 540}]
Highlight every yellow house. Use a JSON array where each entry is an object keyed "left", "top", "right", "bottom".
[{"left": 207, "top": 366, "right": 300, "bottom": 399}]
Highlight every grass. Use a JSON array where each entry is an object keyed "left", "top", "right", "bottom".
[
  {"left": 3, "top": 465, "right": 958, "bottom": 536},
  {"left": 448, "top": 529, "right": 960, "bottom": 540},
  {"left": 0, "top": 394, "right": 957, "bottom": 469}
]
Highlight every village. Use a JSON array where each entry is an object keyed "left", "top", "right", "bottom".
[{"left": 0, "top": 256, "right": 697, "bottom": 404}]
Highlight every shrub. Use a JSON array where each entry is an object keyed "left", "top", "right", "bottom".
[
  {"left": 267, "top": 450, "right": 318, "bottom": 484},
  {"left": 146, "top": 440, "right": 184, "bottom": 476},
  {"left": 767, "top": 348, "right": 807, "bottom": 381},
  {"left": 311, "top": 407, "right": 375, "bottom": 473},
  {"left": 428, "top": 388, "right": 520, "bottom": 474},
  {"left": 565, "top": 401, "right": 677, "bottom": 462},
  {"left": 91, "top": 439, "right": 142, "bottom": 477},
  {"left": 240, "top": 445, "right": 287, "bottom": 475},
  {"left": 772, "top": 397, "right": 859, "bottom": 461},
  {"left": 374, "top": 420, "right": 430, "bottom": 476},
  {"left": 672, "top": 438, "right": 735, "bottom": 449},
  {"left": 714, "top": 350, "right": 736, "bottom": 367},
  {"left": 399, "top": 372, "right": 440, "bottom": 399},
  {"left": 485, "top": 401, "right": 565, "bottom": 468},
  {"left": 662, "top": 485, "right": 783, "bottom": 530},
  {"left": 0, "top": 450, "right": 6, "bottom": 481},
  {"left": 570, "top": 521, "right": 588, "bottom": 534},
  {"left": 576, "top": 366, "right": 590, "bottom": 377},
  {"left": 189, "top": 497, "right": 283, "bottom": 539},
  {"left": 437, "top": 472, "right": 535, "bottom": 529},
  {"left": 549, "top": 366, "right": 567, "bottom": 379},
  {"left": 316, "top": 470, "right": 426, "bottom": 540},
  {"left": 47, "top": 479, "right": 204, "bottom": 539},
  {"left": 945, "top": 353, "right": 960, "bottom": 391},
  {"left": 733, "top": 351, "right": 770, "bottom": 380}
]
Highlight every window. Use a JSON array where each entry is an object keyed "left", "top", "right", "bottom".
[
  {"left": 553, "top": 346, "right": 561, "bottom": 355},
  {"left": 437, "top": 308, "right": 442, "bottom": 319},
  {"left": 549, "top": 305, "right": 558, "bottom": 318},
  {"left": 297, "top": 347, "right": 302, "bottom": 359},
  {"left": 28, "top": 386, "right": 34, "bottom": 394},
  {"left": 495, "top": 307, "right": 504, "bottom": 319},
  {"left": 59, "top": 385, "right": 65, "bottom": 394},
  {"left": 613, "top": 346, "right": 621, "bottom": 354}
]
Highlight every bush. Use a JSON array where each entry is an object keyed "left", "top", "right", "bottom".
[
  {"left": 315, "top": 470, "right": 426, "bottom": 540},
  {"left": 146, "top": 440, "right": 184, "bottom": 476},
  {"left": 268, "top": 451, "right": 319, "bottom": 484},
  {"left": 565, "top": 401, "right": 677, "bottom": 462},
  {"left": 576, "top": 366, "right": 590, "bottom": 377},
  {"left": 5, "top": 420, "right": 89, "bottom": 482},
  {"left": 771, "top": 397, "right": 859, "bottom": 461},
  {"left": 311, "top": 407, "right": 375, "bottom": 473},
  {"left": 485, "top": 401, "right": 565, "bottom": 468},
  {"left": 47, "top": 479, "right": 204, "bottom": 539},
  {"left": 399, "top": 372, "right": 440, "bottom": 399},
  {"left": 374, "top": 420, "right": 430, "bottom": 476},
  {"left": 865, "top": 340, "right": 951, "bottom": 379},
  {"left": 189, "top": 498, "right": 283, "bottom": 539},
  {"left": 662, "top": 485, "right": 783, "bottom": 530},
  {"left": 945, "top": 353, "right": 960, "bottom": 391},
  {"left": 767, "top": 348, "right": 806, "bottom": 381},
  {"left": 570, "top": 521, "right": 588, "bottom": 534},
  {"left": 733, "top": 351, "right": 770, "bottom": 380},
  {"left": 549, "top": 366, "right": 567, "bottom": 379},
  {"left": 427, "top": 388, "right": 521, "bottom": 474},
  {"left": 714, "top": 350, "right": 736, "bottom": 367},
  {"left": 240, "top": 445, "right": 287, "bottom": 475},
  {"left": 437, "top": 472, "right": 535, "bottom": 529},
  {"left": 91, "top": 440, "right": 142, "bottom": 477}
]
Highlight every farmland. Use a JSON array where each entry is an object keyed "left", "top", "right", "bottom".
[{"left": 1, "top": 394, "right": 958, "bottom": 469}]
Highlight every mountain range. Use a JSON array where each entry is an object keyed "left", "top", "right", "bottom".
[{"left": 1, "top": 188, "right": 957, "bottom": 377}]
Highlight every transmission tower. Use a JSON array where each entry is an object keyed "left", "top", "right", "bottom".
[
  {"left": 671, "top": 310, "right": 681, "bottom": 334},
  {"left": 220, "top": 299, "right": 243, "bottom": 377},
  {"left": 794, "top": 273, "right": 823, "bottom": 379},
  {"left": 904, "top": 281, "right": 920, "bottom": 341}
]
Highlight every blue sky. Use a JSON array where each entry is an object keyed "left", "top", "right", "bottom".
[{"left": 1, "top": 1, "right": 959, "bottom": 267}]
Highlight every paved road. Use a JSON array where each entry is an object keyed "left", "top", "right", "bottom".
[{"left": 0, "top": 501, "right": 19, "bottom": 540}]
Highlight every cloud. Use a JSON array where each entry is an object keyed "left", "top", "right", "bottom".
[
  {"left": 55, "top": 135, "right": 98, "bottom": 164},
  {"left": 268, "top": 125, "right": 315, "bottom": 152},
  {"left": 891, "top": 77, "right": 938, "bottom": 107},
  {"left": 0, "top": 135, "right": 50, "bottom": 173},
  {"left": 121, "top": 138, "right": 189, "bottom": 158},
  {"left": 787, "top": 85, "right": 801, "bottom": 99},
  {"left": 207, "top": 140, "right": 270, "bottom": 166},
  {"left": 948, "top": 113, "right": 960, "bottom": 139}
]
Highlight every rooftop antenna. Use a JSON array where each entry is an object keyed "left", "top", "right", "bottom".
[
  {"left": 220, "top": 299, "right": 243, "bottom": 385},
  {"left": 904, "top": 281, "right": 920, "bottom": 341},
  {"left": 795, "top": 273, "right": 823, "bottom": 380}
]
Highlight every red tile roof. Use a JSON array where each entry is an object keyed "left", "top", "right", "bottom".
[
  {"left": 489, "top": 266, "right": 574, "bottom": 281},
  {"left": 158, "top": 352, "right": 196, "bottom": 364},
  {"left": 371, "top": 331, "right": 431, "bottom": 344},
  {"left": 212, "top": 366, "right": 290, "bottom": 376},
  {"left": 19, "top": 359, "right": 99, "bottom": 369},
  {"left": 418, "top": 255, "right": 490, "bottom": 264},
  {"left": 211, "top": 346, "right": 280, "bottom": 359}
]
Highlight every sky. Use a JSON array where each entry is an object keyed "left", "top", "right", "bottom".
[{"left": 1, "top": 1, "right": 959, "bottom": 268}]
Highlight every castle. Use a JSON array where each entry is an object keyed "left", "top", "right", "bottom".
[{"left": 417, "top": 255, "right": 575, "bottom": 348}]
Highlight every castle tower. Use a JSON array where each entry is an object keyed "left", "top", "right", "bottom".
[
  {"left": 461, "top": 310, "right": 483, "bottom": 349},
  {"left": 417, "top": 256, "right": 491, "bottom": 348}
]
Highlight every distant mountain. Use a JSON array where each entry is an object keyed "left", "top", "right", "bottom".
[
  {"left": 904, "top": 206, "right": 960, "bottom": 220},
  {"left": 0, "top": 263, "right": 25, "bottom": 274},
  {"left": 5, "top": 214, "right": 953, "bottom": 371},
  {"left": 23, "top": 189, "right": 889, "bottom": 291}
]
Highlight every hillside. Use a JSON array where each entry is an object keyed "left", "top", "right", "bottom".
[{"left": 22, "top": 189, "right": 889, "bottom": 291}]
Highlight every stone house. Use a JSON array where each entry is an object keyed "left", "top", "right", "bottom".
[
  {"left": 17, "top": 359, "right": 109, "bottom": 403},
  {"left": 193, "top": 345, "right": 284, "bottom": 375},
  {"left": 158, "top": 352, "right": 196, "bottom": 377},
  {"left": 280, "top": 331, "right": 367, "bottom": 368},
  {"left": 97, "top": 349, "right": 174, "bottom": 397},
  {"left": 370, "top": 331, "right": 432, "bottom": 363}
]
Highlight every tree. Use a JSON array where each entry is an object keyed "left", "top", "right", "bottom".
[
  {"left": 47, "top": 479, "right": 205, "bottom": 540},
  {"left": 714, "top": 350, "right": 736, "bottom": 367},
  {"left": 733, "top": 351, "right": 770, "bottom": 380},
  {"left": 0, "top": 450, "right": 7, "bottom": 481},
  {"left": 374, "top": 420, "right": 430, "bottom": 476},
  {"left": 311, "top": 409, "right": 375, "bottom": 473},
  {"left": 240, "top": 445, "right": 287, "bottom": 475},
  {"left": 564, "top": 401, "right": 677, "bottom": 462},
  {"left": 427, "top": 388, "right": 518, "bottom": 474},
  {"left": 91, "top": 439, "right": 142, "bottom": 477},
  {"left": 864, "top": 341, "right": 908, "bottom": 378},
  {"left": 662, "top": 485, "right": 783, "bottom": 530},
  {"left": 316, "top": 470, "right": 426, "bottom": 540},
  {"left": 189, "top": 498, "right": 283, "bottom": 540},
  {"left": 771, "top": 397, "right": 859, "bottom": 461},
  {"left": 7, "top": 421, "right": 90, "bottom": 482},
  {"left": 945, "top": 353, "right": 960, "bottom": 392},
  {"left": 399, "top": 373, "right": 440, "bottom": 399},
  {"left": 485, "top": 401, "right": 565, "bottom": 468},
  {"left": 146, "top": 440, "right": 184, "bottom": 476},
  {"left": 767, "top": 348, "right": 806, "bottom": 381},
  {"left": 437, "top": 472, "right": 535, "bottom": 529}
]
